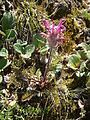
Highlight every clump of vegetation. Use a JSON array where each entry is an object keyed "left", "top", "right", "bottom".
[{"left": 0, "top": 0, "right": 90, "bottom": 120}]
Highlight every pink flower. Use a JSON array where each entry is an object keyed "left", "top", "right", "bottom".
[{"left": 41, "top": 19, "right": 66, "bottom": 47}]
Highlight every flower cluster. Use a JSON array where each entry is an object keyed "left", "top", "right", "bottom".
[{"left": 41, "top": 19, "right": 66, "bottom": 48}]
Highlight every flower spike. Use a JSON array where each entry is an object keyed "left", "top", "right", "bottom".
[{"left": 41, "top": 18, "right": 66, "bottom": 47}]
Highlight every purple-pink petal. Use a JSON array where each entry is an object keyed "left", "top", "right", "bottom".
[
  {"left": 43, "top": 19, "right": 50, "bottom": 31},
  {"left": 57, "top": 19, "right": 66, "bottom": 33},
  {"left": 51, "top": 21, "right": 55, "bottom": 33}
]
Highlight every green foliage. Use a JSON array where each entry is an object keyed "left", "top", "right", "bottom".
[
  {"left": 67, "top": 42, "right": 90, "bottom": 90},
  {"left": 2, "top": 12, "right": 15, "bottom": 31},
  {"left": 0, "top": 58, "right": 11, "bottom": 72},
  {"left": 33, "top": 33, "right": 49, "bottom": 54},
  {"left": 21, "top": 44, "right": 35, "bottom": 58},
  {"left": 1, "top": 11, "right": 16, "bottom": 43},
  {"left": 0, "top": 104, "right": 42, "bottom": 120},
  {"left": 0, "top": 30, "right": 6, "bottom": 36},
  {"left": 67, "top": 54, "right": 81, "bottom": 70},
  {"left": 33, "top": 33, "right": 46, "bottom": 48},
  {"left": 5, "top": 29, "right": 16, "bottom": 41},
  {"left": 0, "top": 1, "right": 89, "bottom": 120},
  {"left": 0, "top": 75, "right": 3, "bottom": 83},
  {"left": 0, "top": 48, "right": 11, "bottom": 82},
  {"left": 14, "top": 0, "right": 41, "bottom": 42},
  {"left": 39, "top": 45, "right": 49, "bottom": 54},
  {"left": 68, "top": 42, "right": 90, "bottom": 69},
  {"left": 14, "top": 40, "right": 35, "bottom": 58},
  {"left": 0, "top": 48, "right": 8, "bottom": 57},
  {"left": 82, "top": 10, "right": 90, "bottom": 20},
  {"left": 0, "top": 48, "right": 11, "bottom": 72}
]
